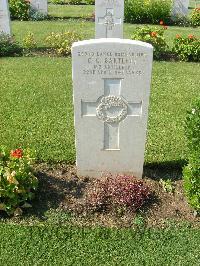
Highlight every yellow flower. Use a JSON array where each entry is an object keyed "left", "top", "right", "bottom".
[
  {"left": 16, "top": 188, "right": 25, "bottom": 193},
  {"left": 6, "top": 171, "right": 19, "bottom": 185}
]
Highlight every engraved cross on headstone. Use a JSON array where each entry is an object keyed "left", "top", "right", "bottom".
[
  {"left": 95, "top": 0, "right": 124, "bottom": 38},
  {"left": 81, "top": 79, "right": 142, "bottom": 150},
  {"left": 98, "top": 9, "right": 122, "bottom": 38}
]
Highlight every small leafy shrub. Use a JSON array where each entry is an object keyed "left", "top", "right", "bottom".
[
  {"left": 159, "top": 179, "right": 175, "bottom": 193},
  {"left": 23, "top": 32, "right": 37, "bottom": 49},
  {"left": 54, "top": 0, "right": 83, "bottom": 3},
  {"left": 0, "top": 33, "right": 22, "bottom": 57},
  {"left": 85, "top": 175, "right": 150, "bottom": 213},
  {"left": 190, "top": 8, "right": 200, "bottom": 27},
  {"left": 124, "top": 0, "right": 171, "bottom": 24},
  {"left": 173, "top": 34, "right": 200, "bottom": 62},
  {"left": 45, "top": 31, "right": 81, "bottom": 56},
  {"left": 85, "top": 0, "right": 95, "bottom": 4},
  {"left": 183, "top": 99, "right": 200, "bottom": 213},
  {"left": 29, "top": 7, "right": 48, "bottom": 21},
  {"left": 50, "top": 0, "right": 65, "bottom": 4},
  {"left": 0, "top": 147, "right": 38, "bottom": 215},
  {"left": 131, "top": 25, "right": 168, "bottom": 59},
  {"left": 176, "top": 17, "right": 190, "bottom": 27},
  {"left": 9, "top": 0, "right": 30, "bottom": 21},
  {"left": 67, "top": 0, "right": 82, "bottom": 5}
]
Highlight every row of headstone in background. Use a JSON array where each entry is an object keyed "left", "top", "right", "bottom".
[
  {"left": 172, "top": 0, "right": 189, "bottom": 18},
  {"left": 95, "top": 0, "right": 190, "bottom": 39},
  {"left": 72, "top": 0, "right": 153, "bottom": 178},
  {"left": 0, "top": 0, "right": 48, "bottom": 36},
  {"left": 0, "top": 0, "right": 191, "bottom": 37}
]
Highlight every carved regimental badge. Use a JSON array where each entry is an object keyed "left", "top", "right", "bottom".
[{"left": 96, "top": 95, "right": 128, "bottom": 123}]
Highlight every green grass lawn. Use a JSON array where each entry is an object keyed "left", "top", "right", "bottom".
[
  {"left": 48, "top": 4, "right": 94, "bottom": 18},
  {"left": 12, "top": 20, "right": 200, "bottom": 48},
  {"left": 0, "top": 223, "right": 199, "bottom": 265},
  {"left": 0, "top": 57, "right": 75, "bottom": 163},
  {"left": 0, "top": 57, "right": 199, "bottom": 164},
  {"left": 12, "top": 20, "right": 94, "bottom": 46}
]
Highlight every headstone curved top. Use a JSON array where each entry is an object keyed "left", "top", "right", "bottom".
[
  {"left": 72, "top": 39, "right": 153, "bottom": 178},
  {"left": 95, "top": 0, "right": 124, "bottom": 39},
  {"left": 0, "top": 0, "right": 11, "bottom": 35}
]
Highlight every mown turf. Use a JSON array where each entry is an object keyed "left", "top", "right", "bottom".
[
  {"left": 0, "top": 57, "right": 199, "bottom": 164},
  {"left": 48, "top": 4, "right": 94, "bottom": 18},
  {"left": 12, "top": 20, "right": 94, "bottom": 46},
  {"left": 12, "top": 20, "right": 200, "bottom": 48},
  {"left": 0, "top": 223, "right": 199, "bottom": 265},
  {"left": 0, "top": 57, "right": 75, "bottom": 162}
]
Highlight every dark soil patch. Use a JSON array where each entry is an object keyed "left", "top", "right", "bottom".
[{"left": 33, "top": 163, "right": 200, "bottom": 228}]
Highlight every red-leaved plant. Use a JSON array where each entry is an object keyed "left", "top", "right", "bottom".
[{"left": 85, "top": 175, "right": 150, "bottom": 213}]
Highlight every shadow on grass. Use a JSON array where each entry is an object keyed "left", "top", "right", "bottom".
[{"left": 143, "top": 159, "right": 187, "bottom": 181}]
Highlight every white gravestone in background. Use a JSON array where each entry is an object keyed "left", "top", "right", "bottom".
[
  {"left": 172, "top": 0, "right": 189, "bottom": 17},
  {"left": 0, "top": 0, "right": 11, "bottom": 35},
  {"left": 95, "top": 0, "right": 124, "bottom": 38},
  {"left": 30, "top": 0, "right": 48, "bottom": 15},
  {"left": 72, "top": 39, "right": 153, "bottom": 178}
]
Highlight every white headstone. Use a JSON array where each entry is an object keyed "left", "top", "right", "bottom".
[
  {"left": 172, "top": 0, "right": 189, "bottom": 17},
  {"left": 95, "top": 0, "right": 124, "bottom": 38},
  {"left": 30, "top": 0, "right": 48, "bottom": 15},
  {"left": 0, "top": 0, "right": 11, "bottom": 35},
  {"left": 72, "top": 39, "right": 153, "bottom": 178}
]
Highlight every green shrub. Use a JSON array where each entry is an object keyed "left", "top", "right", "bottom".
[
  {"left": 85, "top": 0, "right": 95, "bottom": 4},
  {"left": 49, "top": 0, "right": 82, "bottom": 3},
  {"left": 9, "top": 0, "right": 30, "bottom": 21},
  {"left": 50, "top": 0, "right": 65, "bottom": 4},
  {"left": 45, "top": 31, "right": 82, "bottom": 56},
  {"left": 124, "top": 0, "right": 171, "bottom": 24},
  {"left": 0, "top": 147, "right": 38, "bottom": 215},
  {"left": 23, "top": 32, "right": 37, "bottom": 49},
  {"left": 131, "top": 26, "right": 168, "bottom": 59},
  {"left": 67, "top": 0, "right": 82, "bottom": 4},
  {"left": 190, "top": 8, "right": 200, "bottom": 27},
  {"left": 183, "top": 99, "right": 200, "bottom": 213},
  {"left": 173, "top": 34, "right": 200, "bottom": 62},
  {"left": 0, "top": 33, "right": 22, "bottom": 57}
]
